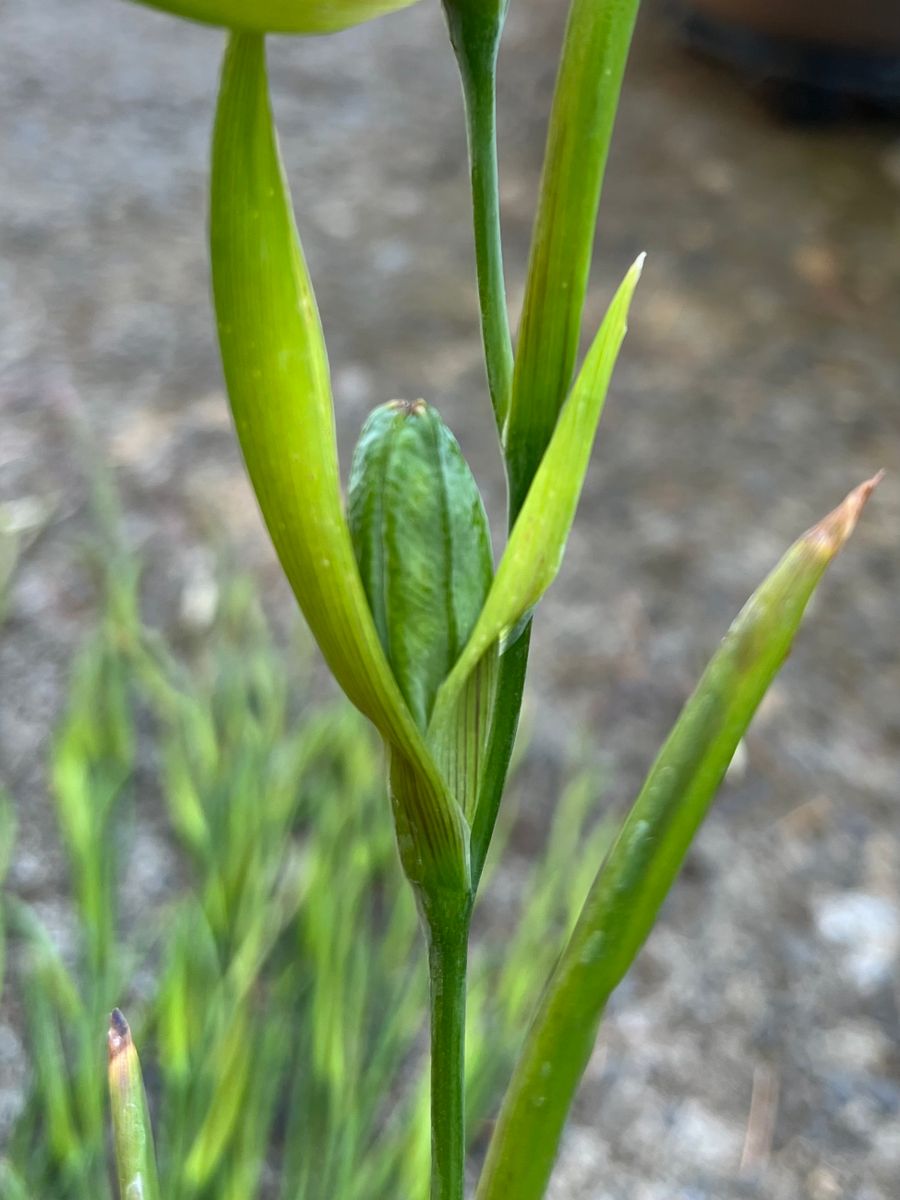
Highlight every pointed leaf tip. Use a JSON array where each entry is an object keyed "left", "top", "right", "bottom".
[{"left": 804, "top": 471, "right": 883, "bottom": 558}]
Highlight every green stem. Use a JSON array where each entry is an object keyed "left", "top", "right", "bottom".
[
  {"left": 427, "top": 898, "right": 472, "bottom": 1200},
  {"left": 443, "top": 1, "right": 513, "bottom": 432},
  {"left": 470, "top": 619, "right": 530, "bottom": 889},
  {"left": 461, "top": 59, "right": 513, "bottom": 431}
]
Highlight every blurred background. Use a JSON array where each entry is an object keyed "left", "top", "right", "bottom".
[{"left": 1, "top": 1, "right": 898, "bottom": 1198}]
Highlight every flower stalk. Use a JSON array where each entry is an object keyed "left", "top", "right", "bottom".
[
  {"left": 425, "top": 892, "right": 473, "bottom": 1200},
  {"left": 442, "top": 0, "right": 513, "bottom": 431}
]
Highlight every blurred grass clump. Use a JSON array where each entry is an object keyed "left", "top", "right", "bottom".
[{"left": 0, "top": 528, "right": 610, "bottom": 1200}]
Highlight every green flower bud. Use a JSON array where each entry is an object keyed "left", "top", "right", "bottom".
[
  {"left": 128, "top": 0, "right": 419, "bottom": 35},
  {"left": 349, "top": 399, "right": 493, "bottom": 733}
]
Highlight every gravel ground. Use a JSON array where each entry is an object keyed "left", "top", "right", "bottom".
[{"left": 1, "top": 1, "right": 898, "bottom": 1196}]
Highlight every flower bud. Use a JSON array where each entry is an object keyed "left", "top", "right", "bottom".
[
  {"left": 349, "top": 400, "right": 493, "bottom": 733},
  {"left": 129, "top": 0, "right": 419, "bottom": 34},
  {"left": 108, "top": 1009, "right": 160, "bottom": 1200}
]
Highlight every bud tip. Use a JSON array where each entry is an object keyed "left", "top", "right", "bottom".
[{"left": 108, "top": 1008, "right": 132, "bottom": 1061}]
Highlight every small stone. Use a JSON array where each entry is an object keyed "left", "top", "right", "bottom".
[
  {"left": 178, "top": 561, "right": 218, "bottom": 633},
  {"left": 807, "top": 1165, "right": 842, "bottom": 1200},
  {"left": 813, "top": 892, "right": 900, "bottom": 994},
  {"left": 670, "top": 1098, "right": 743, "bottom": 1171},
  {"left": 819, "top": 1019, "right": 892, "bottom": 1074}
]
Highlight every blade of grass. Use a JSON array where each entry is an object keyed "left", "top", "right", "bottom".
[
  {"left": 476, "top": 474, "right": 882, "bottom": 1200},
  {"left": 0, "top": 1162, "right": 32, "bottom": 1200},
  {"left": 182, "top": 1006, "right": 253, "bottom": 1190}
]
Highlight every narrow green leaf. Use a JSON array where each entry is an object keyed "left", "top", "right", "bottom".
[
  {"left": 0, "top": 1163, "right": 31, "bottom": 1200},
  {"left": 210, "top": 32, "right": 468, "bottom": 892},
  {"left": 431, "top": 255, "right": 642, "bottom": 733},
  {"left": 505, "top": 0, "right": 640, "bottom": 514},
  {"left": 476, "top": 474, "right": 882, "bottom": 1200},
  {"left": 184, "top": 1009, "right": 253, "bottom": 1187},
  {"left": 108, "top": 1010, "right": 161, "bottom": 1200},
  {"left": 129, "top": 0, "right": 419, "bottom": 34}
]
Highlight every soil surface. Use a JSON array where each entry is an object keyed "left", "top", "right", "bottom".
[{"left": 1, "top": 2, "right": 898, "bottom": 1197}]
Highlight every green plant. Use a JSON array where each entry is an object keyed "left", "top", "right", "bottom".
[
  {"left": 26, "top": 0, "right": 884, "bottom": 1196},
  {"left": 3, "top": 530, "right": 612, "bottom": 1199}
]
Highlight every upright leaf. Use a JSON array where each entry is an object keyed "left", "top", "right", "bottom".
[
  {"left": 505, "top": 0, "right": 641, "bottom": 514},
  {"left": 476, "top": 475, "right": 882, "bottom": 1200},
  {"left": 210, "top": 33, "right": 468, "bottom": 892},
  {"left": 431, "top": 255, "right": 643, "bottom": 735}
]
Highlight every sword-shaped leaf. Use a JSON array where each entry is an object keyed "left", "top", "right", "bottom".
[
  {"left": 505, "top": 0, "right": 640, "bottom": 514},
  {"left": 210, "top": 33, "right": 467, "bottom": 893},
  {"left": 475, "top": 474, "right": 882, "bottom": 1200},
  {"left": 430, "top": 255, "right": 643, "bottom": 737}
]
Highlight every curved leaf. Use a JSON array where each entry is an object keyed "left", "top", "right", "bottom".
[{"left": 476, "top": 474, "right": 882, "bottom": 1200}]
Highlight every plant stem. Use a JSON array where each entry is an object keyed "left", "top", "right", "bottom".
[
  {"left": 427, "top": 897, "right": 472, "bottom": 1200},
  {"left": 443, "top": 0, "right": 513, "bottom": 432},
  {"left": 470, "top": 619, "right": 530, "bottom": 889},
  {"left": 460, "top": 59, "right": 513, "bottom": 432}
]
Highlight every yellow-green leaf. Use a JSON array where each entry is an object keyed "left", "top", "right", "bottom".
[
  {"left": 210, "top": 33, "right": 467, "bottom": 893},
  {"left": 129, "top": 0, "right": 419, "bottom": 34},
  {"left": 431, "top": 254, "right": 642, "bottom": 733}
]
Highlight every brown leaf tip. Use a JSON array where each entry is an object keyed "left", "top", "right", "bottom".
[
  {"left": 804, "top": 471, "right": 884, "bottom": 559},
  {"left": 108, "top": 1008, "right": 132, "bottom": 1062}
]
